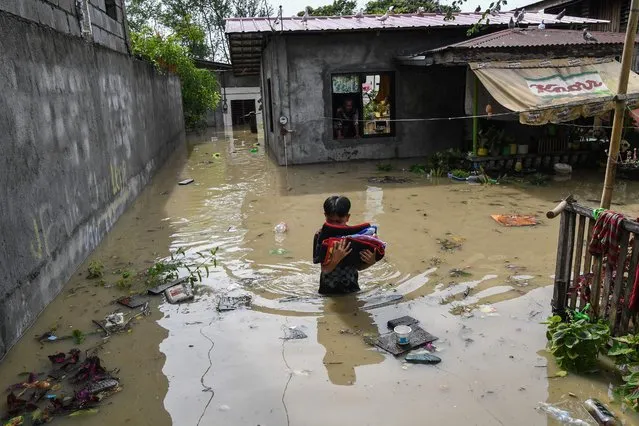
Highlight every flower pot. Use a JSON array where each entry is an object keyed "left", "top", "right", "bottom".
[{"left": 477, "top": 147, "right": 489, "bottom": 156}]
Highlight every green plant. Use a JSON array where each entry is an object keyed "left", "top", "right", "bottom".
[
  {"left": 609, "top": 333, "right": 639, "bottom": 367},
  {"left": 450, "top": 169, "right": 470, "bottom": 179},
  {"left": 131, "top": 27, "right": 220, "bottom": 129},
  {"left": 410, "top": 164, "right": 427, "bottom": 174},
  {"left": 527, "top": 173, "right": 549, "bottom": 186},
  {"left": 72, "top": 329, "right": 85, "bottom": 345},
  {"left": 87, "top": 260, "right": 105, "bottom": 279},
  {"left": 145, "top": 247, "right": 217, "bottom": 287},
  {"left": 376, "top": 163, "right": 392, "bottom": 172},
  {"left": 544, "top": 315, "right": 610, "bottom": 373},
  {"left": 614, "top": 371, "right": 639, "bottom": 411},
  {"left": 430, "top": 167, "right": 444, "bottom": 178}
]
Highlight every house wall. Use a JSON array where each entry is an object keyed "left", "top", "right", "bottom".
[
  {"left": 261, "top": 29, "right": 470, "bottom": 165},
  {"left": 206, "top": 72, "right": 261, "bottom": 130},
  {"left": 2, "top": 0, "right": 130, "bottom": 54},
  {"left": 0, "top": 9, "right": 184, "bottom": 359}
]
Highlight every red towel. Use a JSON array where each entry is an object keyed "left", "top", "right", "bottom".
[{"left": 588, "top": 211, "right": 625, "bottom": 267}]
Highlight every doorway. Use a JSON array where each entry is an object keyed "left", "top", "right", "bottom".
[{"left": 231, "top": 99, "right": 256, "bottom": 127}]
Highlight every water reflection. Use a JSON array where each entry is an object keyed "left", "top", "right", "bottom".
[{"left": 317, "top": 295, "right": 384, "bottom": 385}]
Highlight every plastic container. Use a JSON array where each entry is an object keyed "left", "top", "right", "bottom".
[
  {"left": 510, "top": 144, "right": 518, "bottom": 155},
  {"left": 518, "top": 144, "right": 529, "bottom": 154},
  {"left": 394, "top": 325, "right": 412, "bottom": 345},
  {"left": 584, "top": 399, "right": 618, "bottom": 425},
  {"left": 165, "top": 283, "right": 194, "bottom": 304},
  {"left": 554, "top": 163, "right": 572, "bottom": 175}
]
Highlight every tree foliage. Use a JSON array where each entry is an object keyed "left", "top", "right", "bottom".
[
  {"left": 126, "top": 0, "right": 272, "bottom": 62},
  {"left": 365, "top": 0, "right": 455, "bottom": 14},
  {"left": 297, "top": 0, "right": 356, "bottom": 16},
  {"left": 131, "top": 27, "right": 220, "bottom": 129}
]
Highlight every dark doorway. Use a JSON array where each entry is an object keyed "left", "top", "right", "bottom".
[{"left": 231, "top": 99, "right": 255, "bottom": 127}]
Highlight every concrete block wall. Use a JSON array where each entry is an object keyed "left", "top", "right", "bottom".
[
  {"left": 1, "top": 0, "right": 82, "bottom": 36},
  {"left": 0, "top": 0, "right": 128, "bottom": 54},
  {"left": 89, "top": 0, "right": 128, "bottom": 54},
  {"left": 0, "top": 10, "right": 185, "bottom": 359}
]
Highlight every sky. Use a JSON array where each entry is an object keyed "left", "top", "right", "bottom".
[{"left": 269, "top": 0, "right": 537, "bottom": 16}]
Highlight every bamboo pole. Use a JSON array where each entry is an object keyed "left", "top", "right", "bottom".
[
  {"left": 600, "top": 0, "right": 639, "bottom": 209},
  {"left": 473, "top": 74, "right": 479, "bottom": 155}
]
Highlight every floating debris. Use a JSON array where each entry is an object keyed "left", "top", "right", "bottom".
[
  {"left": 274, "top": 222, "right": 288, "bottom": 233},
  {"left": 449, "top": 268, "right": 472, "bottom": 278},
  {"left": 374, "top": 326, "right": 438, "bottom": 356},
  {"left": 116, "top": 295, "right": 149, "bottom": 309},
  {"left": 165, "top": 282, "right": 194, "bottom": 304},
  {"left": 387, "top": 316, "right": 418, "bottom": 330},
  {"left": 178, "top": 178, "right": 194, "bottom": 185},
  {"left": 367, "top": 176, "right": 411, "bottom": 184},
  {"left": 147, "top": 277, "right": 187, "bottom": 295},
  {"left": 437, "top": 236, "right": 464, "bottom": 251},
  {"left": 217, "top": 295, "right": 252, "bottom": 312},
  {"left": 282, "top": 326, "right": 308, "bottom": 340},
  {"left": 491, "top": 214, "right": 537, "bottom": 227},
  {"left": 405, "top": 352, "right": 442, "bottom": 365},
  {"left": 269, "top": 248, "right": 289, "bottom": 256}
]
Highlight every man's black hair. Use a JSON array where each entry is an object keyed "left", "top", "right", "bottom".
[{"left": 323, "top": 195, "right": 351, "bottom": 217}]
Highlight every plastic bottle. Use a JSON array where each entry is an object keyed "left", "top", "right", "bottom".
[
  {"left": 583, "top": 399, "right": 618, "bottom": 426},
  {"left": 537, "top": 403, "right": 590, "bottom": 426},
  {"left": 274, "top": 222, "right": 288, "bottom": 233}
]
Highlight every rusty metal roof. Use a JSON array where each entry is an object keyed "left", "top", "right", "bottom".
[
  {"left": 225, "top": 12, "right": 606, "bottom": 34},
  {"left": 398, "top": 28, "right": 633, "bottom": 67},
  {"left": 433, "top": 28, "right": 632, "bottom": 50}
]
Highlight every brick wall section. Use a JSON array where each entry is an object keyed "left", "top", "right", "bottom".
[
  {"left": 0, "top": 0, "right": 128, "bottom": 54},
  {"left": 0, "top": 0, "right": 81, "bottom": 36},
  {"left": 89, "top": 0, "right": 128, "bottom": 54}
]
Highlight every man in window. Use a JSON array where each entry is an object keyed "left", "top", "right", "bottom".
[{"left": 334, "top": 98, "right": 360, "bottom": 139}]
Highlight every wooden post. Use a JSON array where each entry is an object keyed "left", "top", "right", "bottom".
[
  {"left": 600, "top": 0, "right": 639, "bottom": 209},
  {"left": 473, "top": 74, "right": 479, "bottom": 156}
]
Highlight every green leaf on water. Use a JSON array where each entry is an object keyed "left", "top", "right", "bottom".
[
  {"left": 68, "top": 408, "right": 99, "bottom": 417},
  {"left": 554, "top": 370, "right": 568, "bottom": 378}
]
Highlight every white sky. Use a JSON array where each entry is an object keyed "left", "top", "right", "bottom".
[{"left": 270, "top": 0, "right": 537, "bottom": 16}]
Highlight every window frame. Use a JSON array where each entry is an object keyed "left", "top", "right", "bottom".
[
  {"left": 330, "top": 71, "right": 396, "bottom": 141},
  {"left": 105, "top": 0, "right": 118, "bottom": 21}
]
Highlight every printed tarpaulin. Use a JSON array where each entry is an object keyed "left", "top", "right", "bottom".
[{"left": 470, "top": 58, "right": 639, "bottom": 125}]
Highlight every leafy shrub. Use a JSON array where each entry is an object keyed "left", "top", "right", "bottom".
[
  {"left": 545, "top": 315, "right": 610, "bottom": 373},
  {"left": 87, "top": 261, "right": 105, "bottom": 279},
  {"left": 131, "top": 28, "right": 220, "bottom": 129},
  {"left": 609, "top": 334, "right": 639, "bottom": 366},
  {"left": 450, "top": 169, "right": 470, "bottom": 179}
]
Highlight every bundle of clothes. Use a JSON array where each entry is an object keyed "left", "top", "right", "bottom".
[
  {"left": 313, "top": 222, "right": 386, "bottom": 267},
  {"left": 586, "top": 210, "right": 639, "bottom": 311}
]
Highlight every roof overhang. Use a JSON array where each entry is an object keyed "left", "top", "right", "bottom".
[
  {"left": 227, "top": 33, "right": 264, "bottom": 76},
  {"left": 398, "top": 29, "right": 631, "bottom": 67}
]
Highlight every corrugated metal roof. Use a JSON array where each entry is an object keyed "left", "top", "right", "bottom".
[
  {"left": 433, "top": 28, "right": 632, "bottom": 50},
  {"left": 225, "top": 12, "right": 607, "bottom": 35}
]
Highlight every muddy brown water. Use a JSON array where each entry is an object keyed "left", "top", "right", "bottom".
[{"left": 3, "top": 127, "right": 639, "bottom": 425}]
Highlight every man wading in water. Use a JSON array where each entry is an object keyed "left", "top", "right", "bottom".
[{"left": 313, "top": 196, "right": 377, "bottom": 294}]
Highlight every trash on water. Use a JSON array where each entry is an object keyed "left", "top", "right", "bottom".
[
  {"left": 116, "top": 294, "right": 149, "bottom": 309},
  {"left": 104, "top": 313, "right": 125, "bottom": 329},
  {"left": 584, "top": 398, "right": 618, "bottom": 425},
  {"left": 217, "top": 295, "right": 252, "bottom": 312},
  {"left": 178, "top": 178, "right": 194, "bottom": 185},
  {"left": 165, "top": 282, "right": 194, "bottom": 304},
  {"left": 269, "top": 248, "right": 289, "bottom": 256},
  {"left": 394, "top": 325, "right": 412, "bottom": 345},
  {"left": 387, "top": 316, "right": 418, "bottom": 330},
  {"left": 147, "top": 277, "right": 187, "bottom": 295},
  {"left": 491, "top": 214, "right": 537, "bottom": 227},
  {"left": 478, "top": 305, "right": 500, "bottom": 316},
  {"left": 218, "top": 405, "right": 231, "bottom": 411},
  {"left": 405, "top": 351, "right": 442, "bottom": 365},
  {"left": 212, "top": 153, "right": 221, "bottom": 158},
  {"left": 274, "top": 222, "right": 288, "bottom": 233},
  {"left": 282, "top": 326, "right": 308, "bottom": 340},
  {"left": 375, "top": 326, "right": 438, "bottom": 356},
  {"left": 536, "top": 402, "right": 590, "bottom": 425}
]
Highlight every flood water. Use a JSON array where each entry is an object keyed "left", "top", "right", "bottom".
[{"left": 3, "top": 126, "right": 639, "bottom": 425}]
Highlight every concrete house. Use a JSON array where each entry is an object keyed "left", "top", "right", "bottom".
[{"left": 225, "top": 12, "right": 603, "bottom": 165}]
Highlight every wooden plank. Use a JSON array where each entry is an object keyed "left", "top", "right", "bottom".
[
  {"left": 601, "top": 260, "right": 614, "bottom": 319},
  {"left": 552, "top": 211, "right": 570, "bottom": 316},
  {"left": 609, "top": 229, "right": 630, "bottom": 333},
  {"left": 563, "top": 211, "right": 577, "bottom": 308},
  {"left": 566, "top": 203, "right": 639, "bottom": 235},
  {"left": 583, "top": 218, "right": 595, "bottom": 275},
  {"left": 570, "top": 215, "right": 586, "bottom": 309},
  {"left": 591, "top": 257, "right": 603, "bottom": 316},
  {"left": 620, "top": 237, "right": 639, "bottom": 335}
]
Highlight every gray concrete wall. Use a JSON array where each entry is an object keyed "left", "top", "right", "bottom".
[
  {"left": 1, "top": 0, "right": 129, "bottom": 54},
  {"left": 0, "top": 10, "right": 185, "bottom": 359},
  {"left": 262, "top": 29, "right": 471, "bottom": 165}
]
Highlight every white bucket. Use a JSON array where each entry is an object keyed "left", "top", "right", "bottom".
[
  {"left": 394, "top": 325, "right": 412, "bottom": 345},
  {"left": 554, "top": 163, "right": 572, "bottom": 175},
  {"left": 517, "top": 144, "right": 529, "bottom": 154}
]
